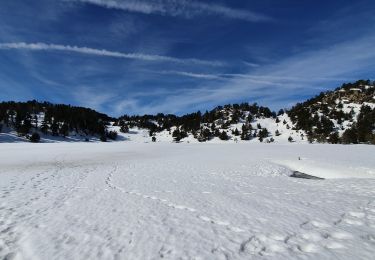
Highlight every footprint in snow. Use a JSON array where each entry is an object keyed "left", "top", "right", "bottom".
[
  {"left": 329, "top": 231, "right": 353, "bottom": 240},
  {"left": 297, "top": 243, "right": 320, "bottom": 253},
  {"left": 348, "top": 211, "right": 366, "bottom": 218},
  {"left": 301, "top": 220, "right": 330, "bottom": 230},
  {"left": 343, "top": 218, "right": 363, "bottom": 226}
]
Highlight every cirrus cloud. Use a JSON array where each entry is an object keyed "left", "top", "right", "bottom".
[
  {"left": 69, "top": 0, "right": 272, "bottom": 22},
  {"left": 0, "top": 42, "right": 224, "bottom": 67}
]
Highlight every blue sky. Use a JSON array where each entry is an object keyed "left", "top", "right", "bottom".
[{"left": 0, "top": 0, "right": 375, "bottom": 116}]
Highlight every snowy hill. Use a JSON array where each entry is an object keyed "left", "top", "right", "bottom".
[
  {"left": 288, "top": 80, "right": 375, "bottom": 144},
  {"left": 0, "top": 101, "right": 306, "bottom": 144},
  {"left": 0, "top": 101, "right": 114, "bottom": 143},
  {"left": 116, "top": 103, "right": 307, "bottom": 144},
  {"left": 1, "top": 80, "right": 374, "bottom": 144}
]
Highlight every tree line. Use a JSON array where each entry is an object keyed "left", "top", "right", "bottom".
[{"left": 0, "top": 100, "right": 113, "bottom": 142}]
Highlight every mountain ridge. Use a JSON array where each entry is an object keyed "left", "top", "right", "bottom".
[{"left": 1, "top": 80, "right": 374, "bottom": 144}]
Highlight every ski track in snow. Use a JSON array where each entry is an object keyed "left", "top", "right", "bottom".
[{"left": 0, "top": 143, "right": 375, "bottom": 259}]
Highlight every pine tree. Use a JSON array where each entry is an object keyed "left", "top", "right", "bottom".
[
  {"left": 33, "top": 114, "right": 38, "bottom": 128},
  {"left": 219, "top": 131, "right": 229, "bottom": 141},
  {"left": 59, "top": 123, "right": 69, "bottom": 137},
  {"left": 172, "top": 128, "right": 187, "bottom": 142},
  {"left": 30, "top": 132, "right": 41, "bottom": 143},
  {"left": 16, "top": 117, "right": 32, "bottom": 136},
  {"left": 51, "top": 122, "right": 59, "bottom": 136},
  {"left": 40, "top": 120, "right": 49, "bottom": 135},
  {"left": 211, "top": 122, "right": 216, "bottom": 131},
  {"left": 277, "top": 109, "right": 284, "bottom": 116},
  {"left": 341, "top": 128, "right": 358, "bottom": 144},
  {"left": 199, "top": 128, "right": 212, "bottom": 142},
  {"left": 106, "top": 131, "right": 118, "bottom": 140},
  {"left": 329, "top": 132, "right": 339, "bottom": 144},
  {"left": 120, "top": 124, "right": 129, "bottom": 133},
  {"left": 258, "top": 128, "right": 269, "bottom": 139},
  {"left": 240, "top": 124, "right": 251, "bottom": 140}
]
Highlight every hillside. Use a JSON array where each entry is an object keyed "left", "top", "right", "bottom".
[
  {"left": 288, "top": 80, "right": 375, "bottom": 144},
  {"left": 0, "top": 100, "right": 114, "bottom": 143},
  {"left": 0, "top": 80, "right": 374, "bottom": 144},
  {"left": 116, "top": 103, "right": 305, "bottom": 144}
]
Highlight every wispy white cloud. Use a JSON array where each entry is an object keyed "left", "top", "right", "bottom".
[
  {"left": 157, "top": 70, "right": 349, "bottom": 85},
  {"left": 159, "top": 70, "right": 224, "bottom": 80},
  {"left": 69, "top": 0, "right": 271, "bottom": 22},
  {"left": 112, "top": 32, "right": 375, "bottom": 115},
  {"left": 0, "top": 42, "right": 224, "bottom": 67},
  {"left": 243, "top": 61, "right": 260, "bottom": 68},
  {"left": 72, "top": 86, "right": 115, "bottom": 112}
]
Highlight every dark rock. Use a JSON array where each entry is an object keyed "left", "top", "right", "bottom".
[{"left": 290, "top": 171, "right": 324, "bottom": 180}]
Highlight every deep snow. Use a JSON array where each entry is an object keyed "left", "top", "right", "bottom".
[{"left": 0, "top": 143, "right": 375, "bottom": 259}]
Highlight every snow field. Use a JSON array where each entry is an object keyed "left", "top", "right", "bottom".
[{"left": 0, "top": 143, "right": 374, "bottom": 259}]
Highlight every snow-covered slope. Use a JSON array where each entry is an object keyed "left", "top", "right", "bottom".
[
  {"left": 1, "top": 142, "right": 374, "bottom": 259},
  {"left": 115, "top": 105, "right": 307, "bottom": 144},
  {"left": 0, "top": 125, "right": 104, "bottom": 143},
  {"left": 1, "top": 80, "right": 374, "bottom": 144},
  {"left": 288, "top": 80, "right": 375, "bottom": 144}
]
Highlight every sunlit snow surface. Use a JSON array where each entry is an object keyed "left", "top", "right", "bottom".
[{"left": 1, "top": 143, "right": 375, "bottom": 259}]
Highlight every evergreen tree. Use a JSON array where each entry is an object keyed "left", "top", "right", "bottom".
[
  {"left": 172, "top": 128, "right": 187, "bottom": 142},
  {"left": 106, "top": 131, "right": 118, "bottom": 140},
  {"left": 16, "top": 117, "right": 32, "bottom": 136},
  {"left": 258, "top": 128, "right": 269, "bottom": 139},
  {"left": 219, "top": 131, "right": 229, "bottom": 141},
  {"left": 329, "top": 132, "right": 339, "bottom": 144},
  {"left": 51, "top": 122, "right": 59, "bottom": 136},
  {"left": 33, "top": 115, "right": 38, "bottom": 128},
  {"left": 40, "top": 120, "right": 49, "bottom": 135},
  {"left": 277, "top": 109, "right": 285, "bottom": 116},
  {"left": 59, "top": 123, "right": 69, "bottom": 137},
  {"left": 198, "top": 128, "right": 213, "bottom": 142},
  {"left": 30, "top": 132, "right": 41, "bottom": 143},
  {"left": 120, "top": 124, "right": 129, "bottom": 133},
  {"left": 341, "top": 128, "right": 358, "bottom": 144},
  {"left": 214, "top": 129, "right": 221, "bottom": 137},
  {"left": 240, "top": 124, "right": 251, "bottom": 140}
]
